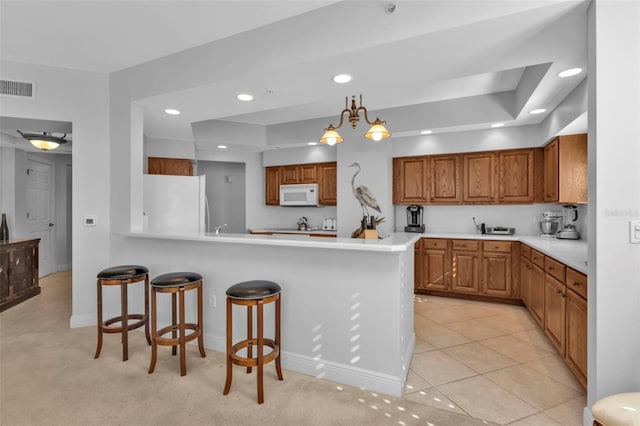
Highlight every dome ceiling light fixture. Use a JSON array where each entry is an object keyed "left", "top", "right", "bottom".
[
  {"left": 17, "top": 130, "right": 69, "bottom": 151},
  {"left": 319, "top": 95, "right": 391, "bottom": 146}
]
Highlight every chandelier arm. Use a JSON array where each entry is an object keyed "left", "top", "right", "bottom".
[
  {"left": 358, "top": 106, "right": 380, "bottom": 125},
  {"left": 331, "top": 108, "right": 352, "bottom": 130}
]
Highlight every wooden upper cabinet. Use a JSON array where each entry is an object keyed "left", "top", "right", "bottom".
[
  {"left": 281, "top": 164, "right": 317, "bottom": 184},
  {"left": 499, "top": 149, "right": 542, "bottom": 203},
  {"left": 393, "top": 157, "right": 428, "bottom": 204},
  {"left": 265, "top": 166, "right": 280, "bottom": 206},
  {"left": 317, "top": 162, "right": 337, "bottom": 206},
  {"left": 463, "top": 152, "right": 496, "bottom": 203},
  {"left": 544, "top": 133, "right": 587, "bottom": 203},
  {"left": 430, "top": 154, "right": 462, "bottom": 204},
  {"left": 148, "top": 157, "right": 193, "bottom": 176}
]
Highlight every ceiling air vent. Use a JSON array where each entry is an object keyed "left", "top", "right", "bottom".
[{"left": 0, "top": 79, "right": 35, "bottom": 98}]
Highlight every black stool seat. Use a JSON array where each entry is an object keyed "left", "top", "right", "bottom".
[
  {"left": 226, "top": 280, "right": 281, "bottom": 299},
  {"left": 151, "top": 272, "right": 203, "bottom": 288},
  {"left": 97, "top": 265, "right": 149, "bottom": 280}
]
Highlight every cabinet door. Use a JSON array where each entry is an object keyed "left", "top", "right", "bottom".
[
  {"left": 265, "top": 167, "right": 281, "bottom": 206},
  {"left": 530, "top": 264, "right": 545, "bottom": 327},
  {"left": 430, "top": 154, "right": 461, "bottom": 204},
  {"left": 393, "top": 157, "right": 428, "bottom": 204},
  {"left": 451, "top": 250, "right": 480, "bottom": 293},
  {"left": 300, "top": 164, "right": 317, "bottom": 183},
  {"left": 565, "top": 289, "right": 587, "bottom": 388},
  {"left": 482, "top": 253, "right": 512, "bottom": 297},
  {"left": 463, "top": 152, "right": 496, "bottom": 203},
  {"left": 148, "top": 157, "right": 193, "bottom": 176},
  {"left": 280, "top": 165, "right": 300, "bottom": 184},
  {"left": 520, "top": 257, "right": 532, "bottom": 308},
  {"left": 499, "top": 149, "right": 534, "bottom": 203},
  {"left": 420, "top": 249, "right": 450, "bottom": 291},
  {"left": 544, "top": 274, "right": 566, "bottom": 355},
  {"left": 544, "top": 138, "right": 559, "bottom": 202},
  {"left": 0, "top": 250, "right": 9, "bottom": 300},
  {"left": 317, "top": 162, "right": 337, "bottom": 206}
]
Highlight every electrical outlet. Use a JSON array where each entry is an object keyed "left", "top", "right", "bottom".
[{"left": 209, "top": 295, "right": 217, "bottom": 309}]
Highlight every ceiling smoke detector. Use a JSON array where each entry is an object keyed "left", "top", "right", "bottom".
[{"left": 385, "top": 3, "right": 396, "bottom": 15}]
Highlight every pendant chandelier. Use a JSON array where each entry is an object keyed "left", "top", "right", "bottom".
[
  {"left": 17, "top": 130, "right": 68, "bottom": 151},
  {"left": 319, "top": 95, "right": 391, "bottom": 145}
]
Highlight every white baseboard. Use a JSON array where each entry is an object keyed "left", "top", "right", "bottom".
[{"left": 70, "top": 313, "right": 95, "bottom": 328}]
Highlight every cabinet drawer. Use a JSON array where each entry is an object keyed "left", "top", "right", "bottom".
[
  {"left": 423, "top": 238, "right": 448, "bottom": 250},
  {"left": 520, "top": 244, "right": 531, "bottom": 259},
  {"left": 483, "top": 241, "right": 512, "bottom": 253},
  {"left": 531, "top": 250, "right": 545, "bottom": 268},
  {"left": 452, "top": 240, "right": 479, "bottom": 251},
  {"left": 545, "top": 256, "right": 566, "bottom": 282},
  {"left": 566, "top": 268, "right": 587, "bottom": 299}
]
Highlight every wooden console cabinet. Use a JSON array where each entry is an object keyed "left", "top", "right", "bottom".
[{"left": 0, "top": 238, "right": 40, "bottom": 312}]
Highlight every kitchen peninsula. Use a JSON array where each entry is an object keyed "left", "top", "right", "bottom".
[{"left": 118, "top": 231, "right": 419, "bottom": 396}]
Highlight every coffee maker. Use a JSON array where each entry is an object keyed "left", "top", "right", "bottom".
[
  {"left": 557, "top": 204, "right": 580, "bottom": 240},
  {"left": 404, "top": 205, "right": 425, "bottom": 233}
]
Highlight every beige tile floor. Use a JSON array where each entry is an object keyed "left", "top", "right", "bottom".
[{"left": 408, "top": 294, "right": 586, "bottom": 425}]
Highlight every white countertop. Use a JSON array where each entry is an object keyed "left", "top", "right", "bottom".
[
  {"left": 417, "top": 231, "right": 588, "bottom": 274},
  {"left": 121, "top": 231, "right": 420, "bottom": 253}
]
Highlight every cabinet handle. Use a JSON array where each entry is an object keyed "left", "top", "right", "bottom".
[
  {"left": 548, "top": 266, "right": 554, "bottom": 270},
  {"left": 572, "top": 281, "right": 579, "bottom": 286}
]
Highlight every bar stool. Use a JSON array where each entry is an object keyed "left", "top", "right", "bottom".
[
  {"left": 148, "top": 272, "right": 206, "bottom": 376},
  {"left": 223, "top": 280, "right": 283, "bottom": 404},
  {"left": 94, "top": 265, "right": 150, "bottom": 361},
  {"left": 593, "top": 392, "right": 640, "bottom": 425}
]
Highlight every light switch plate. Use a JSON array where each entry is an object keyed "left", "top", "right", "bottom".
[{"left": 630, "top": 220, "right": 640, "bottom": 243}]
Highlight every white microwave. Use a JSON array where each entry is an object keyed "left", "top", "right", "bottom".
[{"left": 279, "top": 183, "right": 318, "bottom": 206}]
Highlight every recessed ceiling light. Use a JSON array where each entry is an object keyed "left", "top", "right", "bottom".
[
  {"left": 558, "top": 68, "right": 582, "bottom": 78},
  {"left": 333, "top": 74, "right": 352, "bottom": 84},
  {"left": 217, "top": 145, "right": 227, "bottom": 149},
  {"left": 530, "top": 108, "right": 547, "bottom": 115},
  {"left": 164, "top": 109, "right": 180, "bottom": 115},
  {"left": 420, "top": 130, "right": 433, "bottom": 135},
  {"left": 237, "top": 93, "right": 253, "bottom": 101},
  {"left": 308, "top": 142, "right": 318, "bottom": 146},
  {"left": 491, "top": 123, "right": 505, "bottom": 128}
]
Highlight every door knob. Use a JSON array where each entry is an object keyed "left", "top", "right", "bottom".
[{"left": 49, "top": 223, "right": 54, "bottom": 227}]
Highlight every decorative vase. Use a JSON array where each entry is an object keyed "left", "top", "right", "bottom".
[{"left": 0, "top": 213, "right": 8, "bottom": 241}]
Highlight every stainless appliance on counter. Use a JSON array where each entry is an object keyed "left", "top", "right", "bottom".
[
  {"left": 404, "top": 205, "right": 425, "bottom": 233},
  {"left": 322, "top": 218, "right": 337, "bottom": 231},
  {"left": 485, "top": 226, "right": 516, "bottom": 235},
  {"left": 539, "top": 211, "right": 562, "bottom": 237},
  {"left": 557, "top": 204, "right": 580, "bottom": 239}
]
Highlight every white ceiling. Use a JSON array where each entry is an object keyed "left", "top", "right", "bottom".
[{"left": 0, "top": 0, "right": 589, "bottom": 150}]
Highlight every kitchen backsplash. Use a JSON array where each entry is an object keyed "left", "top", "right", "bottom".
[
  {"left": 252, "top": 206, "right": 338, "bottom": 231},
  {"left": 394, "top": 203, "right": 588, "bottom": 240}
]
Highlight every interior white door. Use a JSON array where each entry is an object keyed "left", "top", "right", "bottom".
[{"left": 26, "top": 158, "right": 55, "bottom": 277}]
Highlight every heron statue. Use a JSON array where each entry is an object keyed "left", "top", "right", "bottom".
[{"left": 349, "top": 162, "right": 382, "bottom": 218}]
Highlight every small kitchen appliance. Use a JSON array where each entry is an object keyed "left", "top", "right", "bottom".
[
  {"left": 322, "top": 218, "right": 337, "bottom": 231},
  {"left": 279, "top": 183, "right": 318, "bottom": 206},
  {"left": 539, "top": 211, "right": 562, "bottom": 237},
  {"left": 404, "top": 205, "right": 425, "bottom": 233},
  {"left": 485, "top": 226, "right": 516, "bottom": 235},
  {"left": 557, "top": 204, "right": 580, "bottom": 240}
]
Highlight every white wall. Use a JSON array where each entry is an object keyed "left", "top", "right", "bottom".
[
  {"left": 0, "top": 60, "right": 110, "bottom": 326},
  {"left": 587, "top": 0, "right": 640, "bottom": 413}
]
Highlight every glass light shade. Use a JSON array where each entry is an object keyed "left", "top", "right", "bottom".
[
  {"left": 30, "top": 139, "right": 60, "bottom": 150},
  {"left": 320, "top": 128, "right": 343, "bottom": 145},
  {"left": 364, "top": 123, "right": 391, "bottom": 141}
]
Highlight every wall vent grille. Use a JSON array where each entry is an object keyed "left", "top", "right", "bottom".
[{"left": 0, "top": 79, "right": 35, "bottom": 98}]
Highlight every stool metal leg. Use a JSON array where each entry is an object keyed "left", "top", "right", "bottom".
[
  {"left": 247, "top": 304, "right": 253, "bottom": 374},
  {"left": 148, "top": 287, "right": 158, "bottom": 374},
  {"left": 171, "top": 292, "right": 177, "bottom": 356},
  {"left": 275, "top": 294, "right": 283, "bottom": 380},
  {"left": 197, "top": 283, "right": 206, "bottom": 357},
  {"left": 223, "top": 296, "right": 233, "bottom": 395},
  {"left": 94, "top": 279, "right": 103, "bottom": 359},
  {"left": 144, "top": 275, "right": 151, "bottom": 345},
  {"left": 121, "top": 280, "right": 129, "bottom": 361},
  {"left": 179, "top": 287, "right": 187, "bottom": 376},
  {"left": 257, "top": 299, "right": 264, "bottom": 404}
]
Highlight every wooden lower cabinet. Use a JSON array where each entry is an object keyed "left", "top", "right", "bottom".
[
  {"left": 530, "top": 263, "right": 546, "bottom": 327},
  {"left": 451, "top": 249, "right": 480, "bottom": 293},
  {"left": 565, "top": 288, "right": 588, "bottom": 388},
  {"left": 416, "top": 239, "right": 449, "bottom": 291},
  {"left": 1, "top": 238, "right": 40, "bottom": 312},
  {"left": 520, "top": 257, "right": 532, "bottom": 308},
  {"left": 544, "top": 274, "right": 566, "bottom": 355}
]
